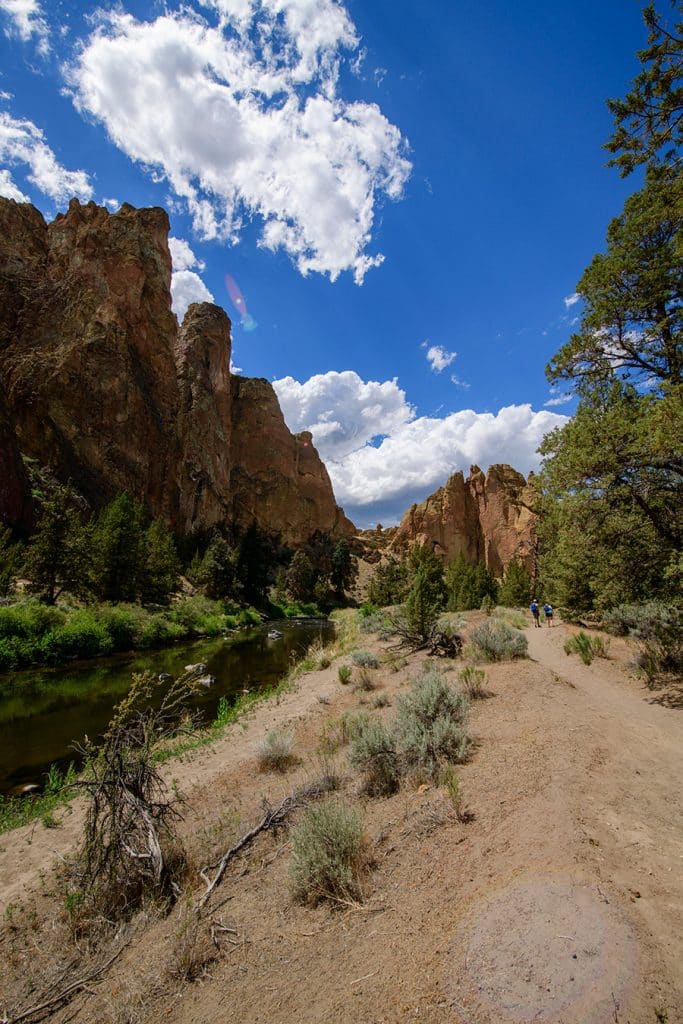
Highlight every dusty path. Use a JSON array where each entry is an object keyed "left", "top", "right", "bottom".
[{"left": 1, "top": 617, "right": 681, "bottom": 1024}]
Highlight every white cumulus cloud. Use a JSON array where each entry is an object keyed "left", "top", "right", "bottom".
[
  {"left": 67, "top": 4, "right": 411, "bottom": 283},
  {"left": 274, "top": 369, "right": 569, "bottom": 526},
  {"left": 0, "top": 166, "right": 28, "bottom": 201},
  {"left": 0, "top": 111, "right": 92, "bottom": 203},
  {"left": 169, "top": 235, "right": 205, "bottom": 273},
  {"left": 169, "top": 236, "right": 214, "bottom": 318},
  {"left": 171, "top": 269, "right": 215, "bottom": 320},
  {"left": 544, "top": 392, "right": 573, "bottom": 407},
  {"left": 564, "top": 292, "right": 580, "bottom": 309},
  {"left": 0, "top": 0, "right": 49, "bottom": 52},
  {"left": 273, "top": 370, "right": 414, "bottom": 460},
  {"left": 425, "top": 344, "right": 456, "bottom": 373}
]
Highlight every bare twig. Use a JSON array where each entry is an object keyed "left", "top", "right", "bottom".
[
  {"left": 5, "top": 941, "right": 131, "bottom": 1024},
  {"left": 198, "top": 778, "right": 335, "bottom": 908}
]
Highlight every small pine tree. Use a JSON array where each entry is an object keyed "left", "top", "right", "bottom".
[
  {"left": 368, "top": 557, "right": 408, "bottom": 606},
  {"left": 330, "top": 539, "right": 356, "bottom": 595},
  {"left": 90, "top": 493, "right": 147, "bottom": 602},
  {"left": 195, "top": 534, "right": 236, "bottom": 599},
  {"left": 140, "top": 519, "right": 180, "bottom": 604},
  {"left": 286, "top": 550, "right": 316, "bottom": 602},
  {"left": 498, "top": 559, "right": 532, "bottom": 607},
  {"left": 404, "top": 564, "right": 441, "bottom": 640},
  {"left": 23, "top": 484, "right": 89, "bottom": 604}
]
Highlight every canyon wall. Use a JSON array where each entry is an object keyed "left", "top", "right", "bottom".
[{"left": 0, "top": 198, "right": 352, "bottom": 546}]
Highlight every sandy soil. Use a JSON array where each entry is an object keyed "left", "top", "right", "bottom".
[{"left": 1, "top": 615, "right": 681, "bottom": 1024}]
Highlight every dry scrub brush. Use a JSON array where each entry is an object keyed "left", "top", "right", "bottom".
[
  {"left": 469, "top": 619, "right": 528, "bottom": 662},
  {"left": 395, "top": 669, "right": 470, "bottom": 777},
  {"left": 256, "top": 728, "right": 296, "bottom": 772},
  {"left": 289, "top": 800, "right": 369, "bottom": 906},
  {"left": 68, "top": 670, "right": 201, "bottom": 925},
  {"left": 348, "top": 719, "right": 401, "bottom": 796}
]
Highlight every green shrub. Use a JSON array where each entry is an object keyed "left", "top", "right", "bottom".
[
  {"left": 602, "top": 601, "right": 681, "bottom": 680},
  {"left": 169, "top": 595, "right": 220, "bottom": 633},
  {"left": 357, "top": 602, "right": 380, "bottom": 619},
  {"left": 338, "top": 664, "right": 352, "bottom": 684},
  {"left": 440, "top": 764, "right": 471, "bottom": 822},
  {"left": 480, "top": 594, "right": 495, "bottom": 616},
  {"left": 349, "top": 720, "right": 401, "bottom": 796},
  {"left": 395, "top": 670, "right": 469, "bottom": 776},
  {"left": 136, "top": 614, "right": 185, "bottom": 649},
  {"left": 564, "top": 631, "right": 611, "bottom": 666},
  {"left": 93, "top": 603, "right": 145, "bottom": 650},
  {"left": 256, "top": 728, "right": 296, "bottom": 772},
  {"left": 469, "top": 620, "right": 528, "bottom": 661},
  {"left": 289, "top": 800, "right": 366, "bottom": 905},
  {"left": 564, "top": 631, "right": 595, "bottom": 665},
  {"left": 358, "top": 610, "right": 391, "bottom": 634},
  {"left": 0, "top": 600, "right": 65, "bottom": 640},
  {"left": 40, "top": 611, "right": 114, "bottom": 663},
  {"left": 351, "top": 649, "right": 379, "bottom": 668},
  {"left": 371, "top": 691, "right": 390, "bottom": 708},
  {"left": 459, "top": 666, "right": 487, "bottom": 699}
]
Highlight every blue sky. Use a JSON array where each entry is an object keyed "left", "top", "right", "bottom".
[{"left": 0, "top": 0, "right": 648, "bottom": 526}]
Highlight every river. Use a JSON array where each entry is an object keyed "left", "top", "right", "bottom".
[{"left": 0, "top": 619, "right": 334, "bottom": 795}]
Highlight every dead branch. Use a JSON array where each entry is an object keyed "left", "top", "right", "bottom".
[
  {"left": 198, "top": 778, "right": 335, "bottom": 908},
  {"left": 4, "top": 941, "right": 130, "bottom": 1024}
]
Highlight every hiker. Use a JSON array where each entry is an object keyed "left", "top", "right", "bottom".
[
  {"left": 530, "top": 598, "right": 540, "bottom": 628},
  {"left": 543, "top": 602, "right": 554, "bottom": 626}
]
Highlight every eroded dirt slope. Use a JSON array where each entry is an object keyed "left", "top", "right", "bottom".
[{"left": 1, "top": 617, "right": 681, "bottom": 1024}]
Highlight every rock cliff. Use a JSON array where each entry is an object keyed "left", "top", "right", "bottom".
[
  {"left": 391, "top": 464, "right": 537, "bottom": 576},
  {"left": 0, "top": 197, "right": 353, "bottom": 545}
]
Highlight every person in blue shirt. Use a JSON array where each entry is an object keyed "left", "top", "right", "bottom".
[
  {"left": 530, "top": 598, "right": 540, "bottom": 628},
  {"left": 543, "top": 603, "right": 554, "bottom": 626}
]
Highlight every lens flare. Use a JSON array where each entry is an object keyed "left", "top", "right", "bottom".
[{"left": 224, "top": 274, "right": 258, "bottom": 332}]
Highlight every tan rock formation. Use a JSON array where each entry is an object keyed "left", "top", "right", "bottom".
[
  {"left": 0, "top": 197, "right": 353, "bottom": 545},
  {"left": 175, "top": 302, "right": 233, "bottom": 533},
  {"left": 391, "top": 464, "right": 537, "bottom": 576},
  {"left": 231, "top": 379, "right": 354, "bottom": 544}
]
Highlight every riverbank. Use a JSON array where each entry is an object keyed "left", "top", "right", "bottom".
[
  {"left": 1, "top": 611, "right": 681, "bottom": 1023},
  {"left": 0, "top": 594, "right": 325, "bottom": 673}
]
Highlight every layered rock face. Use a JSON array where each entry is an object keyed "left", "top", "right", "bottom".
[
  {"left": 231, "top": 378, "right": 354, "bottom": 544},
  {"left": 391, "top": 464, "right": 537, "bottom": 576},
  {"left": 0, "top": 197, "right": 352, "bottom": 545}
]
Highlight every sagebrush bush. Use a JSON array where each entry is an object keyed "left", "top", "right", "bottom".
[
  {"left": 396, "top": 670, "right": 470, "bottom": 775},
  {"left": 602, "top": 601, "right": 681, "bottom": 681},
  {"left": 338, "top": 664, "right": 352, "bottom": 684},
  {"left": 469, "top": 620, "right": 528, "bottom": 662},
  {"left": 348, "top": 720, "right": 401, "bottom": 796},
  {"left": 353, "top": 667, "right": 376, "bottom": 692},
  {"left": 459, "top": 666, "right": 487, "bottom": 699},
  {"left": 351, "top": 649, "right": 379, "bottom": 668},
  {"left": 256, "top": 728, "right": 296, "bottom": 772},
  {"left": 358, "top": 611, "right": 391, "bottom": 635},
  {"left": 371, "top": 691, "right": 390, "bottom": 708},
  {"left": 289, "top": 800, "right": 367, "bottom": 906}
]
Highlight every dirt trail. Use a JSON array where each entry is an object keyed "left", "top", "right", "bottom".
[{"left": 1, "top": 618, "right": 681, "bottom": 1024}]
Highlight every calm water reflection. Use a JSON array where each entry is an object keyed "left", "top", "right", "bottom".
[{"left": 0, "top": 619, "right": 334, "bottom": 793}]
